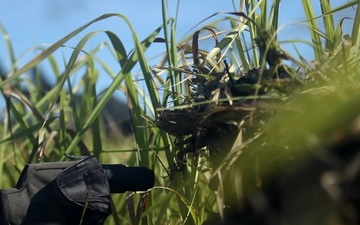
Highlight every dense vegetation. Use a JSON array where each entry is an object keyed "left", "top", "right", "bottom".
[{"left": 1, "top": 0, "right": 360, "bottom": 224}]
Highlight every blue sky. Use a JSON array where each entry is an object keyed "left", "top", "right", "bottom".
[{"left": 0, "top": 1, "right": 356, "bottom": 96}]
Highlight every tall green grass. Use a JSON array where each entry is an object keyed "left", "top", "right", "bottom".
[{"left": 0, "top": 0, "right": 359, "bottom": 224}]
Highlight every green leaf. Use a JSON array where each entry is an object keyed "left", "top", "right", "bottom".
[{"left": 64, "top": 16, "right": 168, "bottom": 158}]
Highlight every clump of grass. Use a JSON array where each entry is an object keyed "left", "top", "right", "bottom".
[
  {"left": 0, "top": 0, "right": 359, "bottom": 225},
  {"left": 153, "top": 0, "right": 360, "bottom": 224}
]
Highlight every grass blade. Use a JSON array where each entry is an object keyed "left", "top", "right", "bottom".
[
  {"left": 64, "top": 19, "right": 166, "bottom": 158},
  {"left": 302, "top": 0, "right": 323, "bottom": 60}
]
